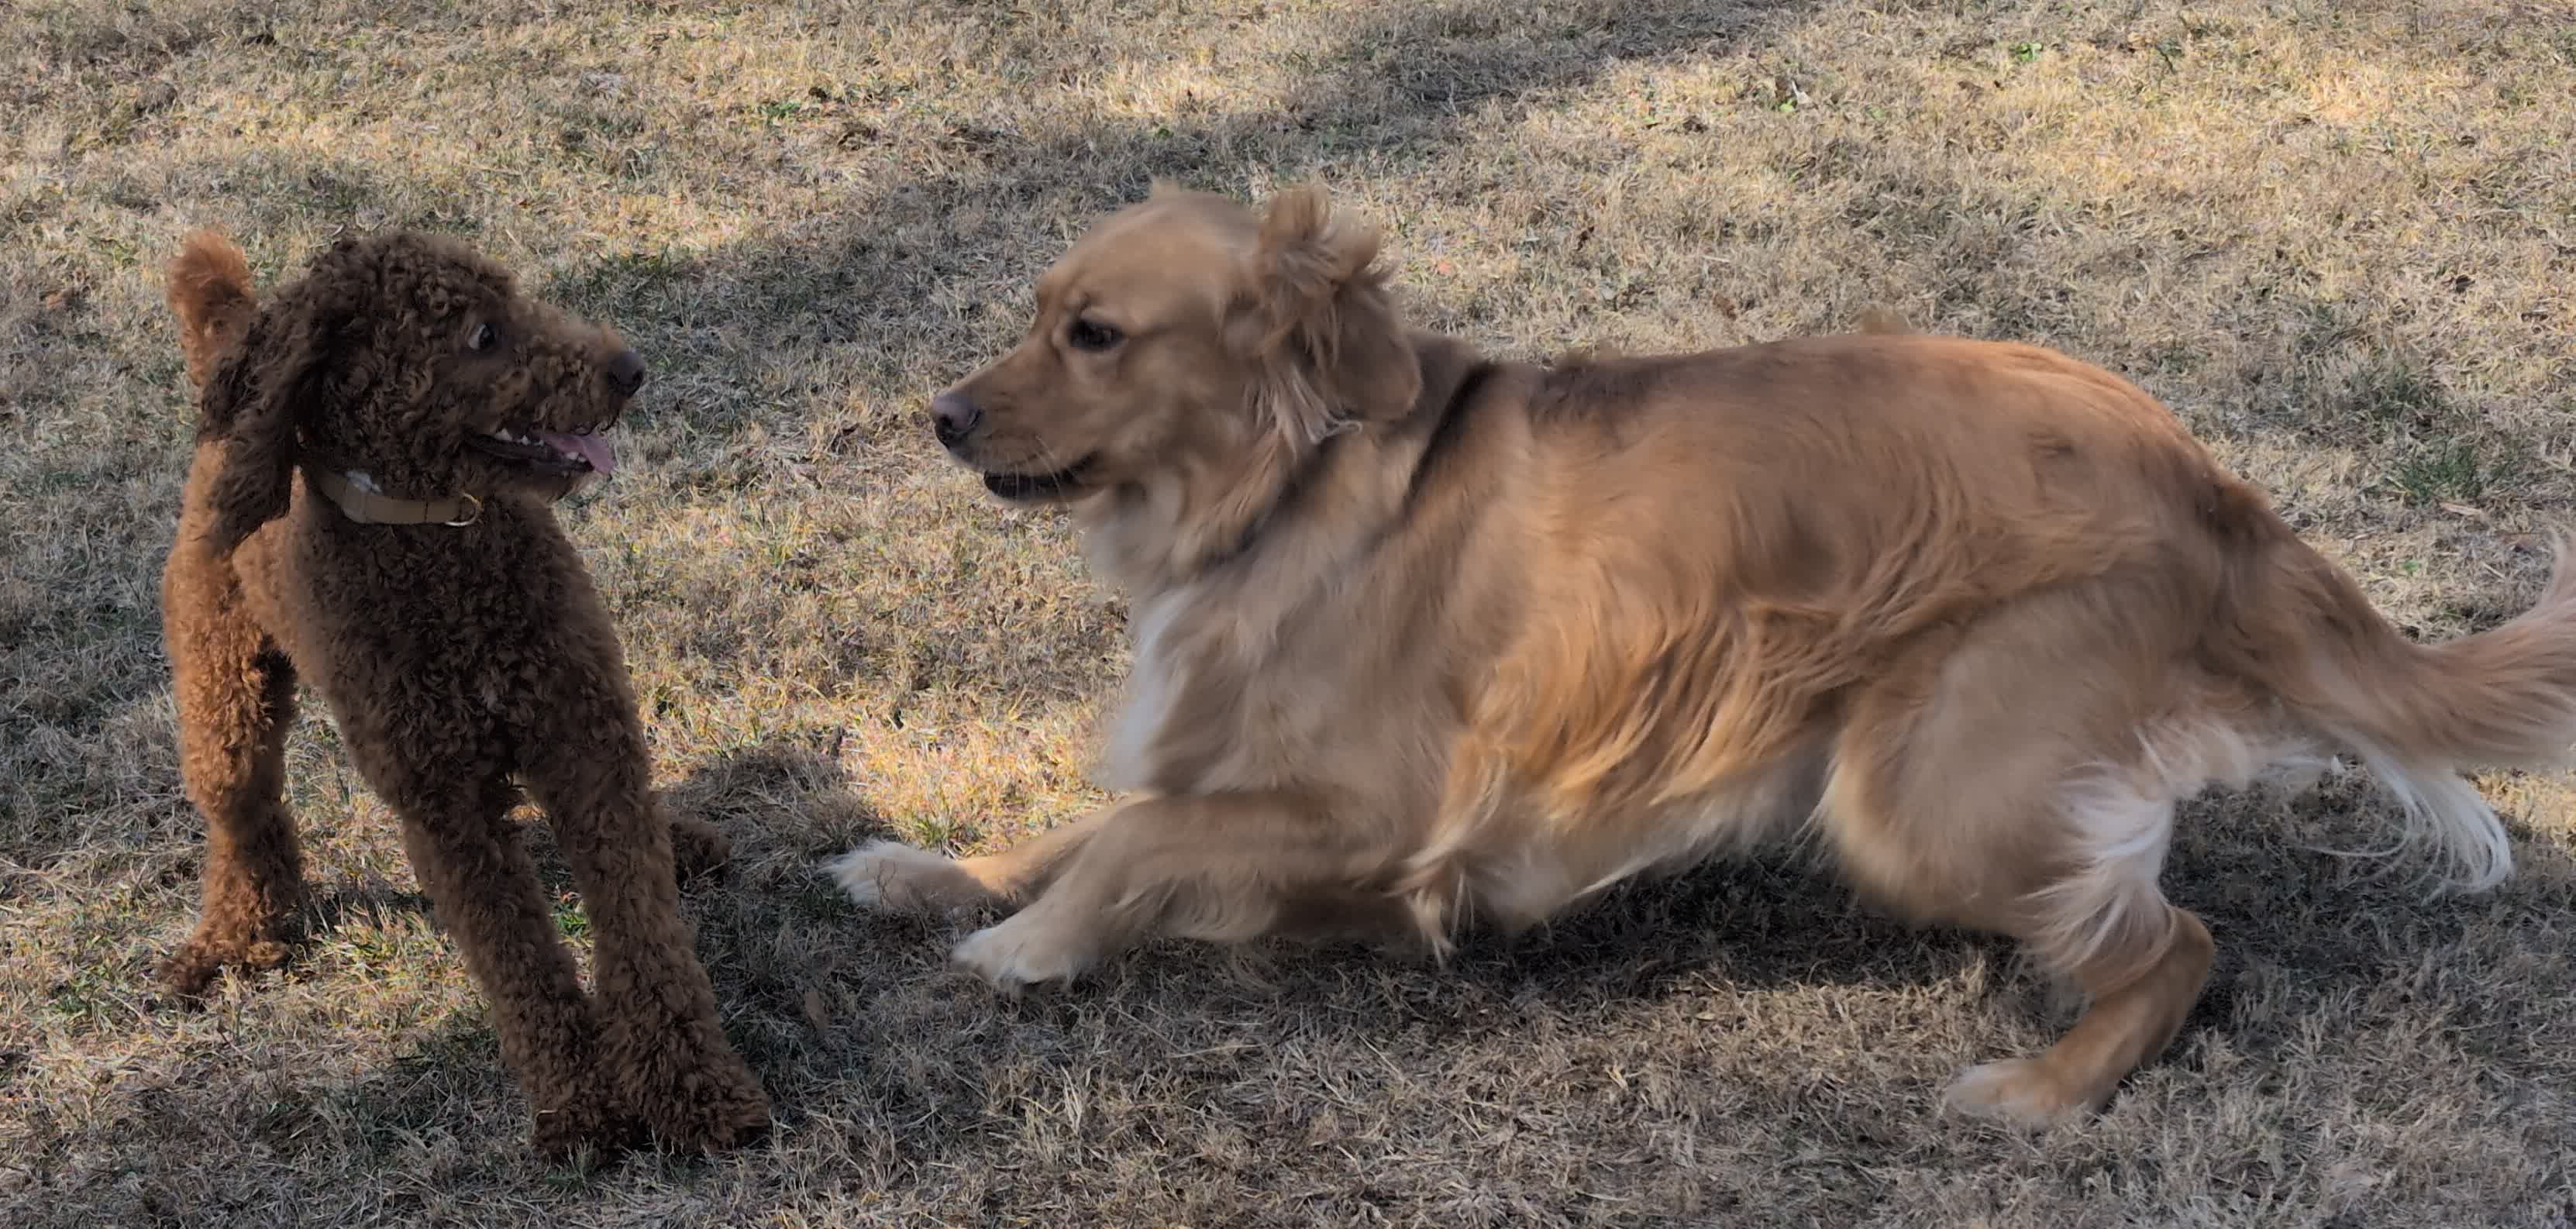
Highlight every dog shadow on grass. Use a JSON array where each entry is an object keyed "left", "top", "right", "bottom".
[
  {"left": 639, "top": 721, "right": 2576, "bottom": 1144},
  {"left": 225, "top": 752, "right": 798, "bottom": 986},
  {"left": 88, "top": 728, "right": 2572, "bottom": 1210}
]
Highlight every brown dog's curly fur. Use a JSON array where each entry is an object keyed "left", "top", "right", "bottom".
[{"left": 156, "top": 228, "right": 770, "bottom": 1158}]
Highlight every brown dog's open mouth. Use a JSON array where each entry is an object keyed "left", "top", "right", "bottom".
[
  {"left": 467, "top": 424, "right": 618, "bottom": 477},
  {"left": 982, "top": 455, "right": 1094, "bottom": 501}
]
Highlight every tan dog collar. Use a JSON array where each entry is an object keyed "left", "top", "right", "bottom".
[{"left": 305, "top": 468, "right": 484, "bottom": 527}]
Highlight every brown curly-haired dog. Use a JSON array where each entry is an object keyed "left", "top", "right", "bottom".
[{"left": 155, "top": 228, "right": 770, "bottom": 1158}]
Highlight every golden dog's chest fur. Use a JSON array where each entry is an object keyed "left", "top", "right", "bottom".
[
  {"left": 1090, "top": 342, "right": 1502, "bottom": 814},
  {"left": 834, "top": 183, "right": 2576, "bottom": 1131}
]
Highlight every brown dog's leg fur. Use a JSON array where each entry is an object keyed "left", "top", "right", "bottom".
[
  {"left": 519, "top": 695, "right": 769, "bottom": 1152},
  {"left": 159, "top": 520, "right": 307, "bottom": 997},
  {"left": 383, "top": 775, "right": 636, "bottom": 1157}
]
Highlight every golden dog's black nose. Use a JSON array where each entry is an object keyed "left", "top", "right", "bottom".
[
  {"left": 605, "top": 348, "right": 646, "bottom": 398},
  {"left": 931, "top": 392, "right": 982, "bottom": 447}
]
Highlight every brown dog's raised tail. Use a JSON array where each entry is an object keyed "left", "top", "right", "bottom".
[{"left": 167, "top": 229, "right": 257, "bottom": 389}]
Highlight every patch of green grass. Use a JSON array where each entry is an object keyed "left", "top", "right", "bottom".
[
  {"left": 549, "top": 893, "right": 591, "bottom": 942},
  {"left": 2347, "top": 356, "right": 2453, "bottom": 436},
  {"left": 2389, "top": 439, "right": 2485, "bottom": 505}
]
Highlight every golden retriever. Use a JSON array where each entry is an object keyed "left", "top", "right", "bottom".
[{"left": 831, "top": 181, "right": 2576, "bottom": 1128}]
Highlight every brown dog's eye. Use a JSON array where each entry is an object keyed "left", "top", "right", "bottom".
[
  {"left": 1066, "top": 318, "right": 1123, "bottom": 353},
  {"left": 467, "top": 322, "right": 499, "bottom": 353}
]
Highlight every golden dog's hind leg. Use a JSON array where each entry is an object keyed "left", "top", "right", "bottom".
[
  {"left": 1941, "top": 903, "right": 2214, "bottom": 1127},
  {"left": 1820, "top": 594, "right": 2243, "bottom": 1129},
  {"left": 1827, "top": 732, "right": 2220, "bottom": 1128},
  {"left": 944, "top": 791, "right": 1376, "bottom": 990}
]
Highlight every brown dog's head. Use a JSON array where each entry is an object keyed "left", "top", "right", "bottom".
[
  {"left": 167, "top": 229, "right": 644, "bottom": 549},
  {"left": 931, "top": 182, "right": 1423, "bottom": 570}
]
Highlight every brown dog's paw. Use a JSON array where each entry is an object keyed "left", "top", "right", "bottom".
[
  {"left": 158, "top": 945, "right": 227, "bottom": 1001},
  {"left": 608, "top": 1010, "right": 773, "bottom": 1154},
  {"left": 529, "top": 1095, "right": 646, "bottom": 1162},
  {"left": 157, "top": 934, "right": 294, "bottom": 1002},
  {"left": 635, "top": 1061, "right": 772, "bottom": 1154},
  {"left": 667, "top": 814, "right": 734, "bottom": 884}
]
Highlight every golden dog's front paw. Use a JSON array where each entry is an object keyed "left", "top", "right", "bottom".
[
  {"left": 1941, "top": 1057, "right": 2104, "bottom": 1130},
  {"left": 950, "top": 912, "right": 1094, "bottom": 990},
  {"left": 825, "top": 838, "right": 993, "bottom": 915}
]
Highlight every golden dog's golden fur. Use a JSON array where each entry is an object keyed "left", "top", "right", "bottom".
[{"left": 832, "top": 182, "right": 2576, "bottom": 1127}]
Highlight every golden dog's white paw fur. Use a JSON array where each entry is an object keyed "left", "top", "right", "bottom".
[
  {"left": 825, "top": 839, "right": 988, "bottom": 915},
  {"left": 1941, "top": 1058, "right": 2102, "bottom": 1130},
  {"left": 950, "top": 911, "right": 1095, "bottom": 990}
]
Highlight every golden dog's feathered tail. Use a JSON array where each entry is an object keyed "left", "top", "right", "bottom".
[{"left": 2213, "top": 527, "right": 2576, "bottom": 891}]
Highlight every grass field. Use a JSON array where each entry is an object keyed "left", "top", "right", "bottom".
[{"left": 6, "top": 0, "right": 2576, "bottom": 1224}]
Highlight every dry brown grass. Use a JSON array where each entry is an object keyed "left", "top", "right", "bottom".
[{"left": 5, "top": 0, "right": 2575, "bottom": 1224}]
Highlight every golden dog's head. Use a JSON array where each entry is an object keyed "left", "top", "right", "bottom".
[{"left": 932, "top": 182, "right": 1424, "bottom": 569}]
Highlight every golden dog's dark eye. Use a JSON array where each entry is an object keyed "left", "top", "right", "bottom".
[
  {"left": 1067, "top": 317, "right": 1122, "bottom": 353},
  {"left": 467, "top": 322, "right": 498, "bottom": 353}
]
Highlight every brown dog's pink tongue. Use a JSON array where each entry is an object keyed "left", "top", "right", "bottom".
[{"left": 536, "top": 429, "right": 616, "bottom": 477}]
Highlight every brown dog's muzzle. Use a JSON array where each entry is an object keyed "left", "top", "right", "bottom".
[{"left": 605, "top": 346, "right": 646, "bottom": 398}]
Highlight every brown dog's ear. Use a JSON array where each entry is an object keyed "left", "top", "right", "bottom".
[
  {"left": 195, "top": 244, "right": 360, "bottom": 553},
  {"left": 1236, "top": 182, "right": 1423, "bottom": 445}
]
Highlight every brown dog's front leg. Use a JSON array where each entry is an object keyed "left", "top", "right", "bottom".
[
  {"left": 664, "top": 811, "right": 734, "bottom": 884},
  {"left": 523, "top": 742, "right": 770, "bottom": 1155},
  {"left": 384, "top": 778, "right": 634, "bottom": 1158}
]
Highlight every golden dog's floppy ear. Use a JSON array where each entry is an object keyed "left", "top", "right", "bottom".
[
  {"left": 1237, "top": 182, "right": 1423, "bottom": 444},
  {"left": 191, "top": 237, "right": 364, "bottom": 554}
]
